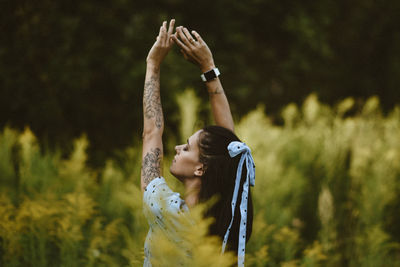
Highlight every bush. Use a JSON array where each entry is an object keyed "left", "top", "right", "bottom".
[{"left": 0, "top": 92, "right": 399, "bottom": 266}]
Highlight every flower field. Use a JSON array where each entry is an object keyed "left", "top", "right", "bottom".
[{"left": 1, "top": 92, "right": 399, "bottom": 266}]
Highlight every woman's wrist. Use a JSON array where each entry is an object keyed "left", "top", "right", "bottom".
[
  {"left": 146, "top": 62, "right": 160, "bottom": 72},
  {"left": 200, "top": 61, "right": 216, "bottom": 73}
]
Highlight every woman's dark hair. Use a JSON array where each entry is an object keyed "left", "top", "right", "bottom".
[{"left": 197, "top": 125, "right": 253, "bottom": 254}]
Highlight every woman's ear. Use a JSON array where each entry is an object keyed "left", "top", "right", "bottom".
[{"left": 194, "top": 163, "right": 204, "bottom": 177}]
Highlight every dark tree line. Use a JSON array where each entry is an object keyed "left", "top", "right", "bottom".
[{"left": 1, "top": 0, "right": 399, "bottom": 164}]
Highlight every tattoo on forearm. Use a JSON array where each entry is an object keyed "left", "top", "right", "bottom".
[
  {"left": 142, "top": 148, "right": 162, "bottom": 186},
  {"left": 208, "top": 85, "right": 224, "bottom": 95},
  {"left": 144, "top": 74, "right": 163, "bottom": 129},
  {"left": 209, "top": 90, "right": 223, "bottom": 94}
]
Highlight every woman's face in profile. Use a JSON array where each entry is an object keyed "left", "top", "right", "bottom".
[{"left": 170, "top": 130, "right": 204, "bottom": 181}]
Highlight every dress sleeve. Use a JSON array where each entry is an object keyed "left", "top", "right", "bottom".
[{"left": 143, "top": 177, "right": 188, "bottom": 230}]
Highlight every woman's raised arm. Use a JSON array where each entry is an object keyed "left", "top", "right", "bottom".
[
  {"left": 141, "top": 19, "right": 175, "bottom": 193},
  {"left": 172, "top": 27, "right": 235, "bottom": 132}
]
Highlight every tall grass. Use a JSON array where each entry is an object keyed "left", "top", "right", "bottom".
[{"left": 0, "top": 91, "right": 399, "bottom": 266}]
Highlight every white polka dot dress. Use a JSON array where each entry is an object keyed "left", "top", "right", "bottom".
[{"left": 142, "top": 177, "right": 190, "bottom": 267}]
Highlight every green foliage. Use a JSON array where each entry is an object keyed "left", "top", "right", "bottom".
[
  {"left": 2, "top": 1, "right": 400, "bottom": 165},
  {"left": 176, "top": 88, "right": 202, "bottom": 140},
  {"left": 1, "top": 93, "right": 400, "bottom": 266}
]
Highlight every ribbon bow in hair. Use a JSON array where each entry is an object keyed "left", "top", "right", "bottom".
[{"left": 222, "top": 141, "right": 256, "bottom": 267}]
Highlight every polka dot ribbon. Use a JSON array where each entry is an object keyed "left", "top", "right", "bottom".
[{"left": 222, "top": 141, "right": 255, "bottom": 267}]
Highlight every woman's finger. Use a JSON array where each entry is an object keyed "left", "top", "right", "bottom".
[
  {"left": 172, "top": 34, "right": 190, "bottom": 52},
  {"left": 166, "top": 19, "right": 175, "bottom": 46},
  {"left": 167, "top": 19, "right": 175, "bottom": 36},
  {"left": 191, "top": 30, "right": 204, "bottom": 44},
  {"left": 158, "top": 26, "right": 163, "bottom": 41},
  {"left": 176, "top": 26, "right": 192, "bottom": 48},
  {"left": 182, "top": 27, "right": 197, "bottom": 47},
  {"left": 159, "top": 21, "right": 167, "bottom": 44}
]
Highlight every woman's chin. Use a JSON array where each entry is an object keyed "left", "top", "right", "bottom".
[{"left": 169, "top": 165, "right": 178, "bottom": 178}]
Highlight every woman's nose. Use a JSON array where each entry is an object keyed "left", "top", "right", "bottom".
[{"left": 175, "top": 144, "right": 184, "bottom": 153}]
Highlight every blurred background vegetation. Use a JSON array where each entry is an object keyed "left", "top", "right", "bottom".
[
  {"left": 1, "top": 0, "right": 400, "bottom": 164},
  {"left": 1, "top": 1, "right": 400, "bottom": 266},
  {"left": 1, "top": 93, "right": 399, "bottom": 266}
]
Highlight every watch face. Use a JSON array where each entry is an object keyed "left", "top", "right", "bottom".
[{"left": 204, "top": 69, "right": 217, "bottom": 81}]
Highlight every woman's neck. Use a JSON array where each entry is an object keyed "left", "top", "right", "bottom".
[{"left": 183, "top": 177, "right": 201, "bottom": 208}]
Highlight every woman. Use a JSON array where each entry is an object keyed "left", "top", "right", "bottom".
[{"left": 141, "top": 19, "right": 255, "bottom": 267}]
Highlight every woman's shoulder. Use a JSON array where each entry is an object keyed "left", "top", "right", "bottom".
[{"left": 143, "top": 177, "right": 188, "bottom": 217}]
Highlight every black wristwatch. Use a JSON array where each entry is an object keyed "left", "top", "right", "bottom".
[{"left": 201, "top": 68, "right": 220, "bottom": 82}]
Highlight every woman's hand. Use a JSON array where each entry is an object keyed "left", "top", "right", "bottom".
[
  {"left": 172, "top": 26, "right": 215, "bottom": 72},
  {"left": 146, "top": 19, "right": 175, "bottom": 67}
]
